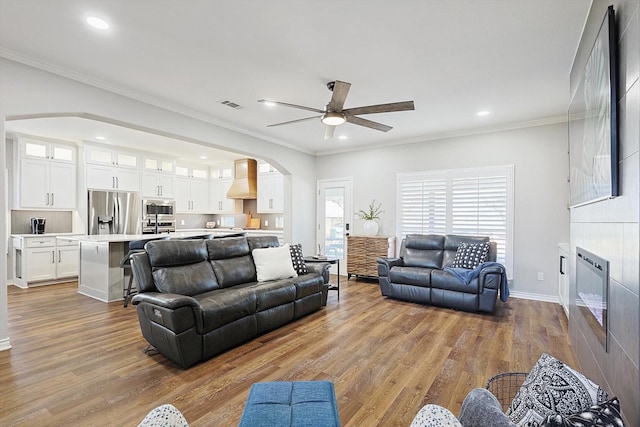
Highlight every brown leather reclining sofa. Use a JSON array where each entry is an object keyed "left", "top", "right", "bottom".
[{"left": 130, "top": 235, "right": 329, "bottom": 368}]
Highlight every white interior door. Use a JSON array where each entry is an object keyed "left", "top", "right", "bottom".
[{"left": 317, "top": 178, "right": 352, "bottom": 275}]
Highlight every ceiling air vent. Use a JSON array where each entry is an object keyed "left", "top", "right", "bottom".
[{"left": 220, "top": 100, "right": 242, "bottom": 109}]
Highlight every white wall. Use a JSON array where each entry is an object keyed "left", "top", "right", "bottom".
[
  {"left": 316, "top": 122, "right": 570, "bottom": 298},
  {"left": 0, "top": 115, "right": 10, "bottom": 350}
]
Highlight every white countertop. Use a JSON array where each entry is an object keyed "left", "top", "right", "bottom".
[
  {"left": 11, "top": 232, "right": 80, "bottom": 238},
  {"left": 67, "top": 229, "right": 283, "bottom": 243}
]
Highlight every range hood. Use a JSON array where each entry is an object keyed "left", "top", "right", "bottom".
[{"left": 227, "top": 158, "right": 257, "bottom": 199}]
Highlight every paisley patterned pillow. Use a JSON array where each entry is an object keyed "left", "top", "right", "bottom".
[
  {"left": 540, "top": 397, "right": 623, "bottom": 427},
  {"left": 506, "top": 353, "right": 608, "bottom": 427}
]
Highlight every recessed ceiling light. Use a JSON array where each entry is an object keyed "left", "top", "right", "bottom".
[
  {"left": 338, "top": 135, "right": 348, "bottom": 140},
  {"left": 260, "top": 100, "right": 277, "bottom": 107},
  {"left": 86, "top": 16, "right": 110, "bottom": 30},
  {"left": 477, "top": 110, "right": 490, "bottom": 117},
  {"left": 95, "top": 135, "right": 106, "bottom": 140},
  {"left": 200, "top": 155, "right": 207, "bottom": 160}
]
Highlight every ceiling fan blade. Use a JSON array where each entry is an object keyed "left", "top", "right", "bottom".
[
  {"left": 328, "top": 81, "right": 351, "bottom": 112},
  {"left": 267, "top": 115, "right": 322, "bottom": 127},
  {"left": 324, "top": 125, "right": 336, "bottom": 140},
  {"left": 346, "top": 115, "right": 392, "bottom": 132},
  {"left": 342, "top": 101, "right": 415, "bottom": 116},
  {"left": 258, "top": 99, "right": 324, "bottom": 114}
]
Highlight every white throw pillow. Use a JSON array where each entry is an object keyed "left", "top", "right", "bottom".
[{"left": 252, "top": 244, "right": 297, "bottom": 282}]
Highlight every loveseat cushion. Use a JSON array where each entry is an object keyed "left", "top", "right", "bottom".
[
  {"left": 196, "top": 285, "right": 258, "bottom": 331},
  {"left": 402, "top": 234, "right": 444, "bottom": 268},
  {"left": 253, "top": 280, "right": 297, "bottom": 311},
  {"left": 431, "top": 269, "right": 480, "bottom": 293},
  {"left": 389, "top": 266, "right": 433, "bottom": 287},
  {"left": 290, "top": 274, "right": 324, "bottom": 299},
  {"left": 206, "top": 237, "right": 251, "bottom": 259}
]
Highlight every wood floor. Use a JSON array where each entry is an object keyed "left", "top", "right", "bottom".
[{"left": 0, "top": 278, "right": 578, "bottom": 426}]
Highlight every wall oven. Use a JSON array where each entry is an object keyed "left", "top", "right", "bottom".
[{"left": 142, "top": 199, "right": 176, "bottom": 234}]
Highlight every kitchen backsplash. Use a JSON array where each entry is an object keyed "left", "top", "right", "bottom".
[{"left": 11, "top": 210, "right": 73, "bottom": 234}]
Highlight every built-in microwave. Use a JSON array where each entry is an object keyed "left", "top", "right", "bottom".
[{"left": 142, "top": 199, "right": 176, "bottom": 221}]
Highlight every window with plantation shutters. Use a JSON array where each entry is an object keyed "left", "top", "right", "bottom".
[{"left": 397, "top": 166, "right": 513, "bottom": 278}]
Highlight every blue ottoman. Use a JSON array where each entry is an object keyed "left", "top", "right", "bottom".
[{"left": 239, "top": 381, "right": 340, "bottom": 427}]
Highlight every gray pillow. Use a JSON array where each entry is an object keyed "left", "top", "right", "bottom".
[{"left": 459, "top": 388, "right": 516, "bottom": 427}]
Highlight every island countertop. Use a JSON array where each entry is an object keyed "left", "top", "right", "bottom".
[{"left": 68, "top": 229, "right": 282, "bottom": 243}]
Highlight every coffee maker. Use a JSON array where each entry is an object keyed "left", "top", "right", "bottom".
[{"left": 30, "top": 217, "right": 46, "bottom": 234}]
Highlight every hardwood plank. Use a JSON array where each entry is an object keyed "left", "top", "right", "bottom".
[{"left": 0, "top": 279, "right": 578, "bottom": 426}]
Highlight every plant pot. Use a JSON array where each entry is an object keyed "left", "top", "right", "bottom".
[{"left": 363, "top": 220, "right": 379, "bottom": 236}]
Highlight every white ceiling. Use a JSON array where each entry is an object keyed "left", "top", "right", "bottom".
[{"left": 0, "top": 0, "right": 591, "bottom": 161}]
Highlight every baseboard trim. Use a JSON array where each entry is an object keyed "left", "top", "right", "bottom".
[
  {"left": 0, "top": 337, "right": 12, "bottom": 352},
  {"left": 509, "top": 290, "right": 559, "bottom": 304}
]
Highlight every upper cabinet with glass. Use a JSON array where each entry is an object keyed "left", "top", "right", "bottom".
[
  {"left": 143, "top": 156, "right": 175, "bottom": 174},
  {"left": 21, "top": 138, "right": 76, "bottom": 164}
]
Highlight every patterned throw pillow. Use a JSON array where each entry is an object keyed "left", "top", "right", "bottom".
[
  {"left": 507, "top": 353, "right": 609, "bottom": 427},
  {"left": 289, "top": 243, "right": 309, "bottom": 276},
  {"left": 540, "top": 397, "right": 622, "bottom": 427},
  {"left": 451, "top": 242, "right": 490, "bottom": 269},
  {"left": 410, "top": 404, "right": 463, "bottom": 427}
]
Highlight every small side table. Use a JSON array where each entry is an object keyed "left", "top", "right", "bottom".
[{"left": 304, "top": 256, "right": 340, "bottom": 300}]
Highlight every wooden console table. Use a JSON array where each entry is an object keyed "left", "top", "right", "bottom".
[{"left": 347, "top": 235, "right": 396, "bottom": 279}]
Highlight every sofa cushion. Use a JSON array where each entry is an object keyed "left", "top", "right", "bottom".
[
  {"left": 206, "top": 237, "right": 251, "bottom": 260},
  {"left": 153, "top": 260, "right": 219, "bottom": 296},
  {"left": 402, "top": 234, "right": 445, "bottom": 268},
  {"left": 196, "top": 285, "right": 258, "bottom": 331},
  {"left": 540, "top": 397, "right": 622, "bottom": 427},
  {"left": 289, "top": 244, "right": 309, "bottom": 275},
  {"left": 431, "top": 269, "right": 480, "bottom": 293},
  {"left": 211, "top": 255, "right": 257, "bottom": 288},
  {"left": 247, "top": 235, "right": 280, "bottom": 251},
  {"left": 252, "top": 244, "right": 297, "bottom": 282},
  {"left": 451, "top": 242, "right": 490, "bottom": 269},
  {"left": 389, "top": 266, "right": 433, "bottom": 287},
  {"left": 506, "top": 353, "right": 609, "bottom": 426},
  {"left": 146, "top": 239, "right": 209, "bottom": 267},
  {"left": 252, "top": 280, "right": 297, "bottom": 311},
  {"left": 290, "top": 274, "right": 324, "bottom": 299}
]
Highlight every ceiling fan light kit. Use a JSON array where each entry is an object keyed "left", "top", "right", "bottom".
[
  {"left": 258, "top": 80, "right": 414, "bottom": 138},
  {"left": 321, "top": 111, "right": 346, "bottom": 126}
]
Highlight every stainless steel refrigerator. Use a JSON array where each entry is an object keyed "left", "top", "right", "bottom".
[{"left": 88, "top": 190, "right": 141, "bottom": 235}]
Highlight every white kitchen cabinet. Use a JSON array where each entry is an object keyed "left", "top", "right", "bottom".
[
  {"left": 15, "top": 137, "right": 77, "bottom": 210},
  {"left": 19, "top": 158, "right": 76, "bottom": 209},
  {"left": 210, "top": 178, "right": 236, "bottom": 213},
  {"left": 257, "top": 172, "right": 284, "bottom": 213},
  {"left": 143, "top": 156, "right": 175, "bottom": 174},
  {"left": 176, "top": 176, "right": 209, "bottom": 213},
  {"left": 142, "top": 171, "right": 175, "bottom": 198},
  {"left": 12, "top": 235, "right": 79, "bottom": 287},
  {"left": 85, "top": 144, "right": 140, "bottom": 191}
]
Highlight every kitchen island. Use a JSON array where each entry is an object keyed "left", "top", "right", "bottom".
[{"left": 71, "top": 229, "right": 283, "bottom": 303}]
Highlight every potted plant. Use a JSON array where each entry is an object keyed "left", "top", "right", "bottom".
[{"left": 356, "top": 199, "right": 384, "bottom": 235}]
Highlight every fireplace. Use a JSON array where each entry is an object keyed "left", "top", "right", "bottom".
[{"left": 575, "top": 247, "right": 609, "bottom": 352}]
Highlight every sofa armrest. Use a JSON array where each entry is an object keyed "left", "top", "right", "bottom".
[
  {"left": 377, "top": 257, "right": 403, "bottom": 277},
  {"left": 131, "top": 292, "right": 200, "bottom": 309},
  {"left": 132, "top": 292, "right": 204, "bottom": 334},
  {"left": 479, "top": 265, "right": 504, "bottom": 290},
  {"left": 307, "top": 262, "right": 331, "bottom": 284}
]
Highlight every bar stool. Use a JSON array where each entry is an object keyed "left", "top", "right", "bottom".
[{"left": 120, "top": 239, "right": 151, "bottom": 307}]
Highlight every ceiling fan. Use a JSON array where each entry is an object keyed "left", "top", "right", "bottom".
[{"left": 258, "top": 80, "right": 415, "bottom": 139}]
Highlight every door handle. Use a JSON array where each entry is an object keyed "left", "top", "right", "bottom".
[
  {"left": 51, "top": 250, "right": 55, "bottom": 263},
  {"left": 559, "top": 255, "right": 566, "bottom": 275},
  {"left": 46, "top": 193, "right": 50, "bottom": 205},
  {"left": 58, "top": 250, "right": 61, "bottom": 263},
  {"left": 51, "top": 193, "right": 54, "bottom": 206},
  {"left": 116, "top": 177, "right": 119, "bottom": 189}
]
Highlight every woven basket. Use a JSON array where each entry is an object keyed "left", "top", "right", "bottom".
[{"left": 485, "top": 372, "right": 528, "bottom": 412}]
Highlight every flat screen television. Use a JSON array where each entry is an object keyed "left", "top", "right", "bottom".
[{"left": 568, "top": 6, "right": 618, "bottom": 208}]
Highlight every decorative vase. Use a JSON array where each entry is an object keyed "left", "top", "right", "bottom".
[{"left": 363, "top": 220, "right": 379, "bottom": 236}]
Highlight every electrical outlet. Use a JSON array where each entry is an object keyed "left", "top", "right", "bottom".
[
  {"left": 264, "top": 220, "right": 268, "bottom": 226},
  {"left": 537, "top": 272, "right": 544, "bottom": 281},
  {"left": 180, "top": 219, "right": 185, "bottom": 225}
]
